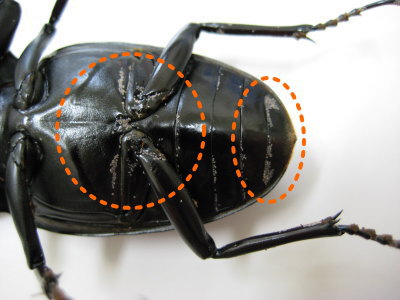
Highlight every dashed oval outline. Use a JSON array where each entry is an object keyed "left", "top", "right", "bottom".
[
  {"left": 230, "top": 76, "right": 306, "bottom": 204},
  {"left": 54, "top": 51, "right": 207, "bottom": 211}
]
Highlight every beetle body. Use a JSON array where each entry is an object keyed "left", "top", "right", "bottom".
[
  {"left": 1, "top": 1, "right": 399, "bottom": 299},
  {"left": 0, "top": 42, "right": 295, "bottom": 234}
]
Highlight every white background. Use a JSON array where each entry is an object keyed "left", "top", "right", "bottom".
[{"left": 1, "top": 0, "right": 400, "bottom": 299}]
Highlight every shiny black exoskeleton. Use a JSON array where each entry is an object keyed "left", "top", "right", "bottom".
[{"left": 1, "top": 1, "right": 399, "bottom": 299}]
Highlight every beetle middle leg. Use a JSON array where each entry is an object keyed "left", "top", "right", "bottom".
[
  {"left": 126, "top": 130, "right": 399, "bottom": 260},
  {"left": 0, "top": 0, "right": 20, "bottom": 57},
  {"left": 5, "top": 133, "right": 70, "bottom": 300},
  {"left": 14, "top": 0, "right": 67, "bottom": 109},
  {"left": 130, "top": 0, "right": 398, "bottom": 119}
]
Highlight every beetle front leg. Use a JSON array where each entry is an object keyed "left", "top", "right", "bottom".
[{"left": 5, "top": 133, "right": 70, "bottom": 300}]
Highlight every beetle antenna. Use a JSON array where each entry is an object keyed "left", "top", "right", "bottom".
[
  {"left": 337, "top": 224, "right": 400, "bottom": 249},
  {"left": 300, "top": 0, "right": 399, "bottom": 38}
]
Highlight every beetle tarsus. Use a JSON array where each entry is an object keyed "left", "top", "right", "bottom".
[
  {"left": 309, "top": 0, "right": 399, "bottom": 34},
  {"left": 35, "top": 266, "right": 72, "bottom": 300},
  {"left": 337, "top": 224, "right": 400, "bottom": 249}
]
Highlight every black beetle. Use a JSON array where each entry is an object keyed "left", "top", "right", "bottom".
[{"left": 0, "top": 0, "right": 400, "bottom": 298}]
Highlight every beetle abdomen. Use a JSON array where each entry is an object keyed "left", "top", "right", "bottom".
[
  {"left": 20, "top": 43, "right": 295, "bottom": 235},
  {"left": 138, "top": 53, "right": 296, "bottom": 219}
]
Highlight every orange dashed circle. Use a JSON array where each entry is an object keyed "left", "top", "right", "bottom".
[
  {"left": 54, "top": 51, "right": 207, "bottom": 211},
  {"left": 230, "top": 76, "right": 306, "bottom": 205}
]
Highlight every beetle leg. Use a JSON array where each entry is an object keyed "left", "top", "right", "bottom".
[
  {"left": 128, "top": 131, "right": 391, "bottom": 259},
  {"left": 132, "top": 21, "right": 315, "bottom": 118},
  {"left": 122, "top": 130, "right": 217, "bottom": 258},
  {"left": 135, "top": 0, "right": 398, "bottom": 119},
  {"left": 6, "top": 133, "right": 70, "bottom": 300},
  {"left": 189, "top": 0, "right": 398, "bottom": 40},
  {"left": 0, "top": 0, "right": 20, "bottom": 57},
  {"left": 126, "top": 23, "right": 200, "bottom": 119},
  {"left": 14, "top": 0, "right": 67, "bottom": 109}
]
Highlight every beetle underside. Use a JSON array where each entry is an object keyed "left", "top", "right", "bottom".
[{"left": 0, "top": 0, "right": 399, "bottom": 299}]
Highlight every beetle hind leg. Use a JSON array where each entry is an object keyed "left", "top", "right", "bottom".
[
  {"left": 35, "top": 266, "right": 71, "bottom": 300},
  {"left": 130, "top": 132, "right": 400, "bottom": 259},
  {"left": 5, "top": 133, "right": 70, "bottom": 300},
  {"left": 213, "top": 212, "right": 400, "bottom": 258},
  {"left": 213, "top": 212, "right": 343, "bottom": 258},
  {"left": 337, "top": 224, "right": 400, "bottom": 249}
]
